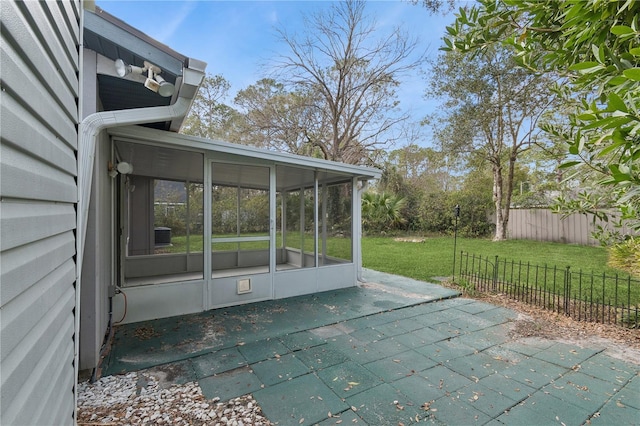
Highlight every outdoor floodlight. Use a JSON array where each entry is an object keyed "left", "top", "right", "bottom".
[
  {"left": 114, "top": 59, "right": 143, "bottom": 77},
  {"left": 153, "top": 74, "right": 175, "bottom": 98},
  {"left": 116, "top": 162, "right": 134, "bottom": 175},
  {"left": 114, "top": 59, "right": 175, "bottom": 98},
  {"left": 108, "top": 161, "right": 133, "bottom": 178}
]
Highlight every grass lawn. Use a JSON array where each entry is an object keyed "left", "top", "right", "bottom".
[
  {"left": 363, "top": 236, "right": 640, "bottom": 306},
  {"left": 362, "top": 236, "right": 621, "bottom": 281}
]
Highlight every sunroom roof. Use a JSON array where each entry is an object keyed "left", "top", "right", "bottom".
[{"left": 110, "top": 125, "right": 381, "bottom": 191}]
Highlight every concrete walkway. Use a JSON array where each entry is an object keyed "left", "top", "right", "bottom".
[{"left": 103, "top": 270, "right": 639, "bottom": 425}]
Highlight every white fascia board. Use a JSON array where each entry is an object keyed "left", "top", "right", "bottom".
[
  {"left": 108, "top": 125, "right": 382, "bottom": 180},
  {"left": 84, "top": 9, "right": 183, "bottom": 75}
]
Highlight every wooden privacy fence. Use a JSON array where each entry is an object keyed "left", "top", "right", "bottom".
[
  {"left": 457, "top": 251, "right": 640, "bottom": 328},
  {"left": 508, "top": 208, "right": 638, "bottom": 246}
]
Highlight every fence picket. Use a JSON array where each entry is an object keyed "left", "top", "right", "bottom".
[{"left": 456, "top": 251, "right": 639, "bottom": 329}]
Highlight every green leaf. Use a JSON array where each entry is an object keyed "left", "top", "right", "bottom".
[
  {"left": 607, "top": 76, "right": 628, "bottom": 86},
  {"left": 577, "top": 113, "right": 597, "bottom": 120},
  {"left": 630, "top": 47, "right": 640, "bottom": 56},
  {"left": 559, "top": 161, "right": 581, "bottom": 169},
  {"left": 610, "top": 25, "right": 635, "bottom": 35},
  {"left": 568, "top": 61, "right": 601, "bottom": 71},
  {"left": 622, "top": 68, "right": 640, "bottom": 81},
  {"left": 607, "top": 92, "right": 628, "bottom": 113}
]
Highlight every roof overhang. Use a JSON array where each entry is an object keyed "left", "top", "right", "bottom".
[{"left": 83, "top": 5, "right": 206, "bottom": 131}]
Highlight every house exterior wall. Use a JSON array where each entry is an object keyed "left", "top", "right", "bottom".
[
  {"left": 80, "top": 47, "right": 123, "bottom": 370},
  {"left": 0, "top": 1, "right": 80, "bottom": 424}
]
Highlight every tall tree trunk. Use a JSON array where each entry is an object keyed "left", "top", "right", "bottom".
[{"left": 492, "top": 163, "right": 507, "bottom": 241}]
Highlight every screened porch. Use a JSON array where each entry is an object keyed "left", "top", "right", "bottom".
[{"left": 109, "top": 127, "right": 379, "bottom": 323}]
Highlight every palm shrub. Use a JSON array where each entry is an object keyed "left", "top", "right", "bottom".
[{"left": 362, "top": 192, "right": 407, "bottom": 233}]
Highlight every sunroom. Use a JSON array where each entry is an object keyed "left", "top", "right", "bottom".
[{"left": 108, "top": 125, "right": 380, "bottom": 324}]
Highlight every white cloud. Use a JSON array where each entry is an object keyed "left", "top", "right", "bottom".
[{"left": 154, "top": 1, "right": 197, "bottom": 43}]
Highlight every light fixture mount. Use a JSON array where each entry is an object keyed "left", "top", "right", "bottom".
[{"left": 114, "top": 59, "right": 175, "bottom": 97}]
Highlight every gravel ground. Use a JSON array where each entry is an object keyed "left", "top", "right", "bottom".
[{"left": 77, "top": 372, "right": 272, "bottom": 426}]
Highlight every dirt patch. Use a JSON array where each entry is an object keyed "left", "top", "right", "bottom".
[
  {"left": 470, "top": 291, "right": 640, "bottom": 365},
  {"left": 393, "top": 237, "right": 426, "bottom": 243}
]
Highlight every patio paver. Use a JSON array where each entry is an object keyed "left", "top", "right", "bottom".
[{"left": 104, "top": 269, "right": 640, "bottom": 425}]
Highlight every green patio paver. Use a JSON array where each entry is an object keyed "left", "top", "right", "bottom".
[
  {"left": 515, "top": 390, "right": 594, "bottom": 424},
  {"left": 237, "top": 338, "right": 288, "bottom": 364},
  {"left": 365, "top": 350, "right": 437, "bottom": 382},
  {"left": 349, "top": 326, "right": 386, "bottom": 342},
  {"left": 394, "top": 317, "right": 427, "bottom": 333},
  {"left": 449, "top": 315, "right": 497, "bottom": 333},
  {"left": 532, "top": 342, "right": 604, "bottom": 369},
  {"left": 191, "top": 347, "right": 247, "bottom": 379},
  {"left": 100, "top": 269, "right": 640, "bottom": 426},
  {"left": 366, "top": 337, "right": 409, "bottom": 358},
  {"left": 253, "top": 373, "right": 348, "bottom": 426},
  {"left": 315, "top": 409, "right": 366, "bottom": 425},
  {"left": 429, "top": 394, "right": 491, "bottom": 424},
  {"left": 345, "top": 383, "right": 422, "bottom": 425},
  {"left": 393, "top": 326, "right": 449, "bottom": 348},
  {"left": 416, "top": 338, "right": 477, "bottom": 362},
  {"left": 199, "top": 366, "right": 263, "bottom": 401},
  {"left": 325, "top": 333, "right": 366, "bottom": 352},
  {"left": 392, "top": 373, "right": 445, "bottom": 405},
  {"left": 280, "top": 330, "right": 326, "bottom": 351},
  {"left": 444, "top": 352, "right": 504, "bottom": 381},
  {"left": 500, "top": 337, "right": 556, "bottom": 357},
  {"left": 250, "top": 353, "right": 310, "bottom": 386},
  {"left": 344, "top": 312, "right": 397, "bottom": 330},
  {"left": 578, "top": 352, "right": 637, "bottom": 385},
  {"left": 104, "top": 273, "right": 454, "bottom": 375},
  {"left": 541, "top": 371, "right": 620, "bottom": 411},
  {"left": 504, "top": 357, "right": 568, "bottom": 389},
  {"left": 371, "top": 321, "right": 413, "bottom": 338},
  {"left": 458, "top": 383, "right": 520, "bottom": 418},
  {"left": 616, "top": 375, "right": 640, "bottom": 409},
  {"left": 317, "top": 361, "right": 383, "bottom": 397},
  {"left": 295, "top": 344, "right": 350, "bottom": 371},
  {"left": 494, "top": 404, "right": 551, "bottom": 425},
  {"left": 589, "top": 399, "right": 640, "bottom": 425},
  {"left": 455, "top": 332, "right": 499, "bottom": 352},
  {"left": 421, "top": 364, "right": 475, "bottom": 394},
  {"left": 330, "top": 340, "right": 387, "bottom": 364},
  {"left": 480, "top": 372, "right": 536, "bottom": 401}
]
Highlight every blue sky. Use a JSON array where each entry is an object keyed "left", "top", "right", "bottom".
[{"left": 96, "top": 0, "right": 459, "bottom": 146}]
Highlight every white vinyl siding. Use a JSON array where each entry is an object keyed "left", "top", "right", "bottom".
[{"left": 0, "top": 1, "right": 80, "bottom": 425}]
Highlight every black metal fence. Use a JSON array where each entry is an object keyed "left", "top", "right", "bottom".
[{"left": 456, "top": 251, "right": 640, "bottom": 328}]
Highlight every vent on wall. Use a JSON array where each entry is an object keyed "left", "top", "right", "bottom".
[{"left": 237, "top": 278, "right": 252, "bottom": 294}]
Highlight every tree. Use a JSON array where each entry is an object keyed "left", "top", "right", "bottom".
[
  {"left": 271, "top": 0, "right": 424, "bottom": 165},
  {"left": 182, "top": 74, "right": 245, "bottom": 142},
  {"left": 442, "top": 0, "right": 640, "bottom": 238},
  {"left": 426, "top": 45, "right": 556, "bottom": 240},
  {"left": 234, "top": 78, "right": 328, "bottom": 156}
]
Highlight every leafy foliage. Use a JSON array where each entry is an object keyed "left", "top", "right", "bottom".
[
  {"left": 608, "top": 237, "right": 640, "bottom": 277},
  {"left": 442, "top": 0, "right": 640, "bottom": 239},
  {"left": 362, "top": 192, "right": 407, "bottom": 233},
  {"left": 182, "top": 74, "right": 245, "bottom": 142},
  {"left": 426, "top": 44, "right": 556, "bottom": 240}
]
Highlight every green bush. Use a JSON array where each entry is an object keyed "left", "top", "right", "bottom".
[{"left": 609, "top": 237, "right": 640, "bottom": 277}]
